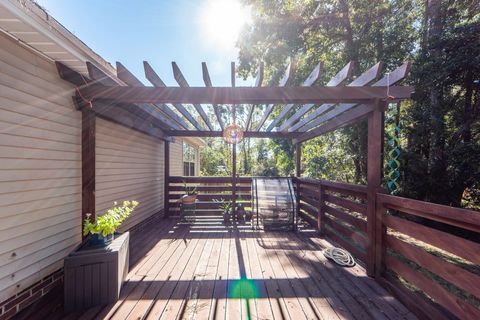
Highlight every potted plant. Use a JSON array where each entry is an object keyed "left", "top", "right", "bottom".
[
  {"left": 236, "top": 195, "right": 246, "bottom": 221},
  {"left": 83, "top": 200, "right": 138, "bottom": 246},
  {"left": 65, "top": 200, "right": 138, "bottom": 311},
  {"left": 215, "top": 198, "right": 232, "bottom": 224},
  {"left": 180, "top": 181, "right": 197, "bottom": 205}
]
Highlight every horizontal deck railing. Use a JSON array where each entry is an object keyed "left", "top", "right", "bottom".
[
  {"left": 166, "top": 175, "right": 480, "bottom": 318},
  {"left": 167, "top": 176, "right": 253, "bottom": 216},
  {"left": 376, "top": 193, "right": 480, "bottom": 319},
  {"left": 295, "top": 177, "right": 368, "bottom": 262}
]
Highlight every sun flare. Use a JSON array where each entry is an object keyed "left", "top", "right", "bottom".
[{"left": 200, "top": 0, "right": 252, "bottom": 49}]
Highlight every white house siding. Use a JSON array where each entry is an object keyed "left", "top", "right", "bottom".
[
  {"left": 95, "top": 118, "right": 165, "bottom": 231},
  {"left": 169, "top": 139, "right": 183, "bottom": 176},
  {"left": 169, "top": 138, "right": 201, "bottom": 176},
  {"left": 0, "top": 33, "right": 82, "bottom": 301}
]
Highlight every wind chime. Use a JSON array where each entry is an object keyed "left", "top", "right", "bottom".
[
  {"left": 384, "top": 73, "right": 401, "bottom": 195},
  {"left": 223, "top": 104, "right": 244, "bottom": 144},
  {"left": 386, "top": 110, "right": 401, "bottom": 194}
]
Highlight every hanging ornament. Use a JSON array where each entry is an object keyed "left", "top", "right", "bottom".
[
  {"left": 385, "top": 103, "right": 402, "bottom": 195},
  {"left": 223, "top": 103, "right": 244, "bottom": 144},
  {"left": 223, "top": 123, "right": 244, "bottom": 144}
]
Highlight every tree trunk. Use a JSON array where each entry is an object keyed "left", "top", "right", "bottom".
[
  {"left": 425, "top": 0, "right": 448, "bottom": 204},
  {"left": 463, "top": 69, "right": 473, "bottom": 143},
  {"left": 338, "top": 0, "right": 360, "bottom": 75}
]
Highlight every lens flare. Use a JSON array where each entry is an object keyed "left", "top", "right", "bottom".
[{"left": 229, "top": 278, "right": 259, "bottom": 299}]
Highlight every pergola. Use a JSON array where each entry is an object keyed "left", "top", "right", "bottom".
[{"left": 56, "top": 59, "right": 412, "bottom": 277}]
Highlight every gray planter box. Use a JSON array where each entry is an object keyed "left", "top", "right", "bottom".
[{"left": 64, "top": 232, "right": 129, "bottom": 312}]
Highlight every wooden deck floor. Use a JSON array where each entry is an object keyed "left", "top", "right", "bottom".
[{"left": 29, "top": 216, "right": 415, "bottom": 320}]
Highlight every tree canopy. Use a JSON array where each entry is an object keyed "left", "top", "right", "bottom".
[{"left": 199, "top": 0, "right": 480, "bottom": 209}]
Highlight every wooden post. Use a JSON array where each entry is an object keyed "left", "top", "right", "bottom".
[
  {"left": 318, "top": 184, "right": 325, "bottom": 235},
  {"left": 375, "top": 197, "right": 387, "bottom": 279},
  {"left": 366, "top": 99, "right": 384, "bottom": 277},
  {"left": 295, "top": 143, "right": 301, "bottom": 230},
  {"left": 164, "top": 141, "right": 170, "bottom": 218},
  {"left": 232, "top": 143, "right": 237, "bottom": 217},
  {"left": 81, "top": 108, "right": 95, "bottom": 238},
  {"left": 295, "top": 143, "right": 301, "bottom": 177}
]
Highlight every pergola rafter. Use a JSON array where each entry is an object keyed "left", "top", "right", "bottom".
[
  {"left": 297, "top": 61, "right": 411, "bottom": 133},
  {"left": 85, "top": 62, "right": 179, "bottom": 131},
  {"left": 255, "top": 59, "right": 294, "bottom": 131},
  {"left": 116, "top": 62, "right": 190, "bottom": 130},
  {"left": 172, "top": 62, "right": 214, "bottom": 130},
  {"left": 245, "top": 62, "right": 264, "bottom": 131},
  {"left": 55, "top": 62, "right": 169, "bottom": 141},
  {"left": 280, "top": 62, "right": 383, "bottom": 132},
  {"left": 266, "top": 61, "right": 323, "bottom": 131},
  {"left": 279, "top": 61, "right": 354, "bottom": 132},
  {"left": 202, "top": 62, "right": 224, "bottom": 130},
  {"left": 143, "top": 61, "right": 204, "bottom": 130}
]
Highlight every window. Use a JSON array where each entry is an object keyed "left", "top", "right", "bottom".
[{"left": 183, "top": 142, "right": 196, "bottom": 176}]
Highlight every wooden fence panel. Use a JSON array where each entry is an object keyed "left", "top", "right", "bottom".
[
  {"left": 167, "top": 176, "right": 252, "bottom": 216},
  {"left": 295, "top": 177, "right": 368, "bottom": 263},
  {"left": 376, "top": 194, "right": 480, "bottom": 320}
]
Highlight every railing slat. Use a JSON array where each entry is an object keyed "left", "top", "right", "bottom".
[
  {"left": 324, "top": 227, "right": 366, "bottom": 261},
  {"left": 384, "top": 215, "right": 480, "bottom": 266},
  {"left": 296, "top": 177, "right": 367, "bottom": 198},
  {"left": 324, "top": 193, "right": 366, "bottom": 216},
  {"left": 299, "top": 195, "right": 321, "bottom": 209},
  {"left": 378, "top": 193, "right": 480, "bottom": 233},
  {"left": 324, "top": 204, "right": 367, "bottom": 232},
  {"left": 377, "top": 274, "right": 451, "bottom": 320},
  {"left": 298, "top": 210, "right": 317, "bottom": 226},
  {"left": 324, "top": 215, "right": 368, "bottom": 248},
  {"left": 385, "top": 235, "right": 480, "bottom": 299},
  {"left": 300, "top": 202, "right": 319, "bottom": 217},
  {"left": 385, "top": 254, "right": 480, "bottom": 320}
]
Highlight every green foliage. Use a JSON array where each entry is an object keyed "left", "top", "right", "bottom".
[
  {"left": 182, "top": 181, "right": 197, "bottom": 195},
  {"left": 199, "top": 0, "right": 480, "bottom": 208},
  {"left": 83, "top": 201, "right": 139, "bottom": 237},
  {"left": 200, "top": 138, "right": 231, "bottom": 176},
  {"left": 214, "top": 198, "right": 233, "bottom": 215}
]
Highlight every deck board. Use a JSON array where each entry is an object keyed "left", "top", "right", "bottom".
[{"left": 52, "top": 216, "right": 414, "bottom": 320}]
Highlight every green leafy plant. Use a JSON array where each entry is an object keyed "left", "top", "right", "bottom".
[
  {"left": 83, "top": 201, "right": 139, "bottom": 237},
  {"left": 183, "top": 181, "right": 197, "bottom": 196},
  {"left": 214, "top": 198, "right": 232, "bottom": 215},
  {"left": 237, "top": 195, "right": 244, "bottom": 210}
]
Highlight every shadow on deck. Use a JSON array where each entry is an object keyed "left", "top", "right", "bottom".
[{"left": 18, "top": 216, "right": 416, "bottom": 320}]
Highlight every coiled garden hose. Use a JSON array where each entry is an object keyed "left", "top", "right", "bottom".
[{"left": 323, "top": 247, "right": 355, "bottom": 267}]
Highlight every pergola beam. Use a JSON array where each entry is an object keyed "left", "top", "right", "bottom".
[
  {"left": 279, "top": 61, "right": 354, "bottom": 132},
  {"left": 116, "top": 62, "right": 190, "bottom": 130},
  {"left": 172, "top": 62, "right": 213, "bottom": 130},
  {"left": 84, "top": 99, "right": 171, "bottom": 141},
  {"left": 245, "top": 62, "right": 264, "bottom": 130},
  {"left": 77, "top": 85, "right": 412, "bottom": 105},
  {"left": 255, "top": 59, "right": 294, "bottom": 131},
  {"left": 202, "top": 62, "right": 224, "bottom": 130},
  {"left": 143, "top": 61, "right": 204, "bottom": 130},
  {"left": 266, "top": 62, "right": 323, "bottom": 131},
  {"left": 167, "top": 130, "right": 301, "bottom": 139}
]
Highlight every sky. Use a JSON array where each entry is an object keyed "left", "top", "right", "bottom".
[{"left": 35, "top": 0, "right": 254, "bottom": 86}]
